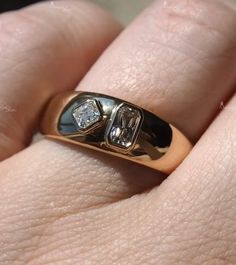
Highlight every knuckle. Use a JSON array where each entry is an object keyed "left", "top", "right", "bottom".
[
  {"left": 155, "top": 0, "right": 236, "bottom": 38},
  {"left": 0, "top": 11, "right": 47, "bottom": 49},
  {"left": 0, "top": 7, "right": 71, "bottom": 55},
  {"left": 143, "top": 0, "right": 236, "bottom": 75}
]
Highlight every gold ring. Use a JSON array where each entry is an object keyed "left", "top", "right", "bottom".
[{"left": 41, "top": 91, "right": 192, "bottom": 173}]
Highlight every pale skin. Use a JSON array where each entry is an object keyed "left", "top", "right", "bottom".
[{"left": 0, "top": 0, "right": 236, "bottom": 264}]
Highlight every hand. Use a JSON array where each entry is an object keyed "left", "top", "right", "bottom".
[{"left": 0, "top": 0, "right": 235, "bottom": 264}]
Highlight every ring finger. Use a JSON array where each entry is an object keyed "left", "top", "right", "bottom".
[{"left": 0, "top": 1, "right": 236, "bottom": 262}]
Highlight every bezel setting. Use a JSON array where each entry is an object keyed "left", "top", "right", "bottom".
[
  {"left": 72, "top": 99, "right": 103, "bottom": 133},
  {"left": 105, "top": 103, "right": 143, "bottom": 153}
]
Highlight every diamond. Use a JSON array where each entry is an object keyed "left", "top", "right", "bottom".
[
  {"left": 107, "top": 104, "right": 143, "bottom": 150},
  {"left": 72, "top": 100, "right": 102, "bottom": 131}
]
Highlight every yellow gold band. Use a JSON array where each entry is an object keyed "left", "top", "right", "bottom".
[{"left": 41, "top": 91, "right": 192, "bottom": 173}]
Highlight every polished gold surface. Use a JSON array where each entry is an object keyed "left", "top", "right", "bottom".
[{"left": 41, "top": 91, "right": 193, "bottom": 173}]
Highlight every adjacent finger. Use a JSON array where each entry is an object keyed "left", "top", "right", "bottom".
[{"left": 0, "top": 0, "right": 121, "bottom": 160}]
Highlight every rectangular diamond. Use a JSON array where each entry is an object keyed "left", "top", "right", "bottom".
[{"left": 106, "top": 103, "right": 143, "bottom": 150}]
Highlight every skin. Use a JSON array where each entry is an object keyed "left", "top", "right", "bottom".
[{"left": 0, "top": 0, "right": 235, "bottom": 264}]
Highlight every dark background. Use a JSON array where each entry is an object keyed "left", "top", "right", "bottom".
[{"left": 0, "top": 0, "right": 42, "bottom": 12}]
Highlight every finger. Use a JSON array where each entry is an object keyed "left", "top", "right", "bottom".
[
  {"left": 1, "top": 0, "right": 236, "bottom": 207},
  {"left": 3, "top": 1, "right": 236, "bottom": 199},
  {"left": 1, "top": 0, "right": 236, "bottom": 262},
  {"left": 45, "top": 0, "right": 236, "bottom": 196},
  {"left": 134, "top": 93, "right": 236, "bottom": 264},
  {"left": 81, "top": 0, "right": 236, "bottom": 142},
  {"left": 0, "top": 0, "right": 121, "bottom": 160},
  {"left": 80, "top": 94, "right": 236, "bottom": 265},
  {"left": 4, "top": 96, "right": 234, "bottom": 265},
  {"left": 2, "top": 102, "right": 235, "bottom": 264}
]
